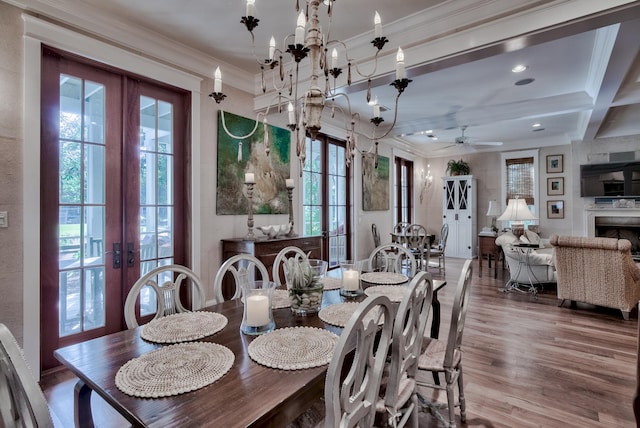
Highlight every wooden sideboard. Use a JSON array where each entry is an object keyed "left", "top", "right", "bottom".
[{"left": 221, "top": 236, "right": 323, "bottom": 283}]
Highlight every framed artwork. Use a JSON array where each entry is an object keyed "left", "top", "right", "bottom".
[
  {"left": 546, "top": 154, "right": 563, "bottom": 173},
  {"left": 362, "top": 153, "right": 389, "bottom": 211},
  {"left": 547, "top": 177, "right": 564, "bottom": 196},
  {"left": 547, "top": 200, "right": 564, "bottom": 219},
  {"left": 216, "top": 111, "right": 291, "bottom": 215}
]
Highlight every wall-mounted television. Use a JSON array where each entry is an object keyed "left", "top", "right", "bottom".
[{"left": 580, "top": 161, "right": 640, "bottom": 197}]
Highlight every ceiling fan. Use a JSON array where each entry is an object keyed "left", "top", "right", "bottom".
[{"left": 436, "top": 126, "right": 503, "bottom": 151}]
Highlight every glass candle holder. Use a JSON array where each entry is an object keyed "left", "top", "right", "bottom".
[
  {"left": 240, "top": 280, "right": 276, "bottom": 335},
  {"left": 340, "top": 261, "right": 362, "bottom": 297}
]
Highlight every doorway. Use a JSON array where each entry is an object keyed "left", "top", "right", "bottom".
[{"left": 40, "top": 47, "right": 190, "bottom": 370}]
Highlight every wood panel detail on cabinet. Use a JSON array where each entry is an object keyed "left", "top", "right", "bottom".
[{"left": 220, "top": 236, "right": 323, "bottom": 288}]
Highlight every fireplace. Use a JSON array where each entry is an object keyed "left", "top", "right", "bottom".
[{"left": 585, "top": 207, "right": 640, "bottom": 261}]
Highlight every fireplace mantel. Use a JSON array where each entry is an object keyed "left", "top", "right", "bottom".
[{"left": 585, "top": 206, "right": 640, "bottom": 237}]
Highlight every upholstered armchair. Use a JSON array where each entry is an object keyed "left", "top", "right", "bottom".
[
  {"left": 550, "top": 235, "right": 640, "bottom": 320},
  {"left": 495, "top": 231, "right": 556, "bottom": 286}
]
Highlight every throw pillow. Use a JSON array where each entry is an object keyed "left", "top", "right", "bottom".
[
  {"left": 495, "top": 231, "right": 518, "bottom": 247},
  {"left": 525, "top": 229, "right": 541, "bottom": 245}
]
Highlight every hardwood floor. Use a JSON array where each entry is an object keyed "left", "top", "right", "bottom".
[{"left": 40, "top": 258, "right": 638, "bottom": 427}]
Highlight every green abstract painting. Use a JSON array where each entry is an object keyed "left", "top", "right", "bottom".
[
  {"left": 216, "top": 111, "right": 291, "bottom": 215},
  {"left": 362, "top": 154, "right": 389, "bottom": 211}
]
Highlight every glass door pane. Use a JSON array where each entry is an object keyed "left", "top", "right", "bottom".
[
  {"left": 58, "top": 75, "right": 106, "bottom": 336},
  {"left": 138, "top": 96, "right": 176, "bottom": 316}
]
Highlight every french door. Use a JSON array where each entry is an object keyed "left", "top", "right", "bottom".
[
  {"left": 301, "top": 134, "right": 351, "bottom": 269},
  {"left": 40, "top": 47, "right": 189, "bottom": 371}
]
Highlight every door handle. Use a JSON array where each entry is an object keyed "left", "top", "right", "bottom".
[
  {"left": 127, "top": 242, "right": 135, "bottom": 267},
  {"left": 113, "top": 243, "right": 121, "bottom": 269}
]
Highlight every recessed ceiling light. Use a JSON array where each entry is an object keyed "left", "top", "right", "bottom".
[
  {"left": 532, "top": 123, "right": 542, "bottom": 128},
  {"left": 512, "top": 64, "right": 528, "bottom": 73},
  {"left": 426, "top": 130, "right": 433, "bottom": 134},
  {"left": 515, "top": 78, "right": 535, "bottom": 86}
]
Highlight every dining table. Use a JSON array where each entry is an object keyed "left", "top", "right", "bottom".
[{"left": 54, "top": 276, "right": 446, "bottom": 428}]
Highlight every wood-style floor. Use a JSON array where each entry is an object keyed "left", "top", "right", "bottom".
[{"left": 40, "top": 257, "right": 638, "bottom": 428}]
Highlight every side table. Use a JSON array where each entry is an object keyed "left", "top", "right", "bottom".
[
  {"left": 501, "top": 243, "right": 541, "bottom": 298},
  {"left": 478, "top": 234, "right": 503, "bottom": 278}
]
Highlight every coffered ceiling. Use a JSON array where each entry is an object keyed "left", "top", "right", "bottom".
[{"left": 13, "top": 0, "right": 640, "bottom": 157}]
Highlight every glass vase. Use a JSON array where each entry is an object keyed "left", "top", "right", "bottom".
[
  {"left": 340, "top": 261, "right": 362, "bottom": 297},
  {"left": 240, "top": 280, "right": 276, "bottom": 335}
]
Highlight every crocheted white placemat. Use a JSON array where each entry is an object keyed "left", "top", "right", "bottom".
[
  {"left": 318, "top": 302, "right": 383, "bottom": 327},
  {"left": 364, "top": 285, "right": 408, "bottom": 303},
  {"left": 319, "top": 302, "right": 360, "bottom": 327},
  {"left": 360, "top": 272, "right": 408, "bottom": 285},
  {"left": 248, "top": 327, "right": 338, "bottom": 370},
  {"left": 272, "top": 289, "right": 291, "bottom": 309},
  {"left": 140, "top": 312, "right": 228, "bottom": 344},
  {"left": 320, "top": 277, "right": 342, "bottom": 290},
  {"left": 115, "top": 342, "right": 234, "bottom": 398}
]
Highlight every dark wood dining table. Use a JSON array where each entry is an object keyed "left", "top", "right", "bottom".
[{"left": 54, "top": 280, "right": 446, "bottom": 428}]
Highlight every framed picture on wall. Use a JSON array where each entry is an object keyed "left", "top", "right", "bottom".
[
  {"left": 547, "top": 177, "right": 564, "bottom": 196},
  {"left": 547, "top": 200, "right": 564, "bottom": 219},
  {"left": 546, "top": 154, "right": 563, "bottom": 173}
]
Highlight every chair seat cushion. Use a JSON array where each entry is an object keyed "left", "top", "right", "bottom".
[{"left": 417, "top": 338, "right": 461, "bottom": 372}]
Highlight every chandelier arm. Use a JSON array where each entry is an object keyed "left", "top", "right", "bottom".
[{"left": 358, "top": 92, "right": 402, "bottom": 142}]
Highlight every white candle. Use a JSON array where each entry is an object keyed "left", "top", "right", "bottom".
[
  {"left": 374, "top": 11, "right": 382, "bottom": 38},
  {"left": 246, "top": 0, "right": 256, "bottom": 17},
  {"left": 245, "top": 172, "right": 255, "bottom": 184},
  {"left": 396, "top": 47, "right": 405, "bottom": 80},
  {"left": 246, "top": 294, "right": 270, "bottom": 327},
  {"left": 373, "top": 97, "right": 380, "bottom": 118},
  {"left": 214, "top": 67, "right": 222, "bottom": 93},
  {"left": 295, "top": 11, "right": 306, "bottom": 45},
  {"left": 269, "top": 36, "right": 276, "bottom": 60},
  {"left": 288, "top": 102, "right": 295, "bottom": 125},
  {"left": 286, "top": 178, "right": 295, "bottom": 189},
  {"left": 342, "top": 270, "right": 359, "bottom": 291},
  {"left": 331, "top": 48, "right": 338, "bottom": 69}
]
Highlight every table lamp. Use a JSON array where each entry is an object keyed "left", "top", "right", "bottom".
[
  {"left": 485, "top": 200, "right": 502, "bottom": 233},
  {"left": 497, "top": 197, "right": 537, "bottom": 237}
]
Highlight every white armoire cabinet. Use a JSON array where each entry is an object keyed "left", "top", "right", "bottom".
[{"left": 441, "top": 175, "right": 477, "bottom": 258}]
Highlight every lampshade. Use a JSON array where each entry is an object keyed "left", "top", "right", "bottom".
[
  {"left": 497, "top": 198, "right": 537, "bottom": 223},
  {"left": 486, "top": 200, "right": 502, "bottom": 217}
]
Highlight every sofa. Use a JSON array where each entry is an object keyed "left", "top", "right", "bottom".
[
  {"left": 495, "top": 230, "right": 556, "bottom": 287},
  {"left": 550, "top": 234, "right": 640, "bottom": 320}
]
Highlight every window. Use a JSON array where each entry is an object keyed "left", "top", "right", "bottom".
[
  {"left": 501, "top": 150, "right": 539, "bottom": 227},
  {"left": 394, "top": 157, "right": 413, "bottom": 225}
]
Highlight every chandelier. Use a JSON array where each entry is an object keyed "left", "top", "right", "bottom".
[{"left": 210, "top": 0, "right": 411, "bottom": 175}]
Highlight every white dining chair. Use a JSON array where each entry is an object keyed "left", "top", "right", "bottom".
[
  {"left": 212, "top": 254, "right": 270, "bottom": 302},
  {"left": 368, "top": 243, "right": 417, "bottom": 277},
  {"left": 416, "top": 259, "right": 473, "bottom": 428},
  {"left": 272, "top": 246, "right": 309, "bottom": 287},
  {"left": 0, "top": 323, "right": 54, "bottom": 428},
  {"left": 375, "top": 271, "right": 433, "bottom": 427},
  {"left": 325, "top": 295, "right": 395, "bottom": 428},
  {"left": 124, "top": 264, "right": 206, "bottom": 329}
]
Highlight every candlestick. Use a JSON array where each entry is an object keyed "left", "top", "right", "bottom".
[
  {"left": 269, "top": 36, "right": 275, "bottom": 60},
  {"left": 374, "top": 11, "right": 382, "bottom": 38},
  {"left": 396, "top": 47, "right": 405, "bottom": 80},
  {"left": 286, "top": 186, "right": 297, "bottom": 237},
  {"left": 287, "top": 102, "right": 295, "bottom": 125},
  {"left": 373, "top": 97, "right": 380, "bottom": 118},
  {"left": 295, "top": 11, "right": 306, "bottom": 45},
  {"left": 331, "top": 48, "right": 338, "bottom": 69},
  {"left": 246, "top": 0, "right": 256, "bottom": 17},
  {"left": 245, "top": 172, "right": 255, "bottom": 184},
  {"left": 214, "top": 67, "right": 222, "bottom": 93},
  {"left": 246, "top": 182, "right": 255, "bottom": 240}
]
